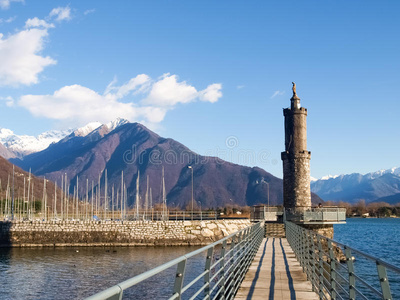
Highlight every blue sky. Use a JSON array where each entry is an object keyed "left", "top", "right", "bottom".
[{"left": 0, "top": 0, "right": 399, "bottom": 179}]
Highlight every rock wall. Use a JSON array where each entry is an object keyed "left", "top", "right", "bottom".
[
  {"left": 0, "top": 219, "right": 251, "bottom": 247},
  {"left": 303, "top": 224, "right": 334, "bottom": 239}
]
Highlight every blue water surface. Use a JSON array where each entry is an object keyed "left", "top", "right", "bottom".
[
  {"left": 334, "top": 218, "right": 400, "bottom": 266},
  {"left": 334, "top": 218, "right": 400, "bottom": 298}
]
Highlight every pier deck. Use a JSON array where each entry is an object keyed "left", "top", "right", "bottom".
[{"left": 235, "top": 237, "right": 318, "bottom": 300}]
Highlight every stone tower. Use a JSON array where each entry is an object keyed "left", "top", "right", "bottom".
[{"left": 281, "top": 82, "right": 311, "bottom": 209}]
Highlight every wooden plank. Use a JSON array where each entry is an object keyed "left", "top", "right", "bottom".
[{"left": 235, "top": 237, "right": 319, "bottom": 300}]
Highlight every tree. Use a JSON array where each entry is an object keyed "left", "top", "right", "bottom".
[
  {"left": 338, "top": 201, "right": 352, "bottom": 216},
  {"left": 353, "top": 199, "right": 367, "bottom": 216}
]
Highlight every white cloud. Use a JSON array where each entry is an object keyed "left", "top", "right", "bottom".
[
  {"left": 0, "top": 96, "right": 14, "bottom": 107},
  {"left": 199, "top": 83, "right": 222, "bottom": 103},
  {"left": 25, "top": 17, "right": 54, "bottom": 29},
  {"left": 143, "top": 73, "right": 222, "bottom": 107},
  {"left": 144, "top": 74, "right": 197, "bottom": 106},
  {"left": 0, "top": 0, "right": 23, "bottom": 10},
  {"left": 49, "top": 6, "right": 71, "bottom": 22},
  {"left": 18, "top": 74, "right": 222, "bottom": 126},
  {"left": 84, "top": 9, "right": 95, "bottom": 15},
  {"left": 270, "top": 90, "right": 285, "bottom": 99},
  {"left": 237, "top": 85, "right": 245, "bottom": 89},
  {"left": 105, "top": 74, "right": 151, "bottom": 99},
  {"left": 0, "top": 6, "right": 72, "bottom": 87},
  {"left": 19, "top": 85, "right": 140, "bottom": 123},
  {"left": 0, "top": 16, "right": 16, "bottom": 23},
  {"left": 0, "top": 27, "right": 56, "bottom": 86}
]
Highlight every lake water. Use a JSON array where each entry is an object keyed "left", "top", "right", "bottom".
[
  {"left": 0, "top": 245, "right": 205, "bottom": 300},
  {"left": 0, "top": 218, "right": 399, "bottom": 299},
  {"left": 334, "top": 218, "right": 400, "bottom": 299}
]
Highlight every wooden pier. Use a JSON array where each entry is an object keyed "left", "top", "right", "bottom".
[{"left": 235, "top": 237, "right": 318, "bottom": 300}]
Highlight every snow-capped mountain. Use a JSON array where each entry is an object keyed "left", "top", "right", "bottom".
[
  {"left": 313, "top": 167, "right": 400, "bottom": 182},
  {"left": 0, "top": 127, "right": 74, "bottom": 157},
  {"left": 72, "top": 122, "right": 102, "bottom": 137},
  {"left": 311, "top": 167, "right": 400, "bottom": 203},
  {"left": 105, "top": 117, "right": 129, "bottom": 132},
  {"left": 365, "top": 167, "right": 400, "bottom": 179},
  {"left": 0, "top": 118, "right": 130, "bottom": 158}
]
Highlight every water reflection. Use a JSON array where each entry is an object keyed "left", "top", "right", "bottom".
[{"left": 0, "top": 246, "right": 202, "bottom": 300}]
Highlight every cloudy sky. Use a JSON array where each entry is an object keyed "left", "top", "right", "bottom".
[{"left": 0, "top": 0, "right": 399, "bottom": 178}]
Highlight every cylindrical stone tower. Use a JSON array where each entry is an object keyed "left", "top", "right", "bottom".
[{"left": 281, "top": 82, "right": 312, "bottom": 209}]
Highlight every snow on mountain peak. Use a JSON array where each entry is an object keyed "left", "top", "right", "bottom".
[
  {"left": 367, "top": 167, "right": 400, "bottom": 179},
  {"left": 320, "top": 174, "right": 340, "bottom": 181},
  {"left": 314, "top": 167, "right": 400, "bottom": 182},
  {"left": 73, "top": 122, "right": 102, "bottom": 137},
  {"left": 0, "top": 127, "right": 74, "bottom": 156},
  {"left": 0, "top": 118, "right": 130, "bottom": 157},
  {"left": 0, "top": 128, "right": 14, "bottom": 139},
  {"left": 105, "top": 117, "right": 129, "bottom": 131}
]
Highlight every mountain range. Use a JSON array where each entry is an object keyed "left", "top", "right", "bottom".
[
  {"left": 4, "top": 118, "right": 397, "bottom": 208},
  {"left": 2, "top": 119, "right": 322, "bottom": 209},
  {"left": 0, "top": 127, "right": 73, "bottom": 158},
  {"left": 311, "top": 167, "right": 400, "bottom": 204},
  {"left": 0, "top": 118, "right": 130, "bottom": 159}
]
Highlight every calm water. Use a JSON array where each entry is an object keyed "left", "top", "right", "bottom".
[
  {"left": 0, "top": 219, "right": 399, "bottom": 299},
  {"left": 0, "top": 246, "right": 205, "bottom": 300},
  {"left": 334, "top": 218, "right": 400, "bottom": 298}
]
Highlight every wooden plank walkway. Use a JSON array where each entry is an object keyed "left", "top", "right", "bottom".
[{"left": 235, "top": 238, "right": 319, "bottom": 300}]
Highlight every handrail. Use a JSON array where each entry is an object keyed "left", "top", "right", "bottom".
[
  {"left": 85, "top": 221, "right": 264, "bottom": 300},
  {"left": 285, "top": 221, "right": 400, "bottom": 300},
  {"left": 285, "top": 207, "right": 347, "bottom": 223}
]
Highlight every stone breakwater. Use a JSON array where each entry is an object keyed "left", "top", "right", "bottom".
[{"left": 0, "top": 219, "right": 251, "bottom": 247}]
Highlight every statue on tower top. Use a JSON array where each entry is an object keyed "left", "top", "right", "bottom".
[
  {"left": 290, "top": 81, "right": 300, "bottom": 107},
  {"left": 292, "top": 82, "right": 296, "bottom": 97}
]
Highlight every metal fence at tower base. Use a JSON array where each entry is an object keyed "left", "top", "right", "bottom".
[
  {"left": 285, "top": 221, "right": 400, "bottom": 300},
  {"left": 86, "top": 221, "right": 264, "bottom": 300}
]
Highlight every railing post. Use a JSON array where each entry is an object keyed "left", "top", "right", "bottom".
[
  {"left": 220, "top": 239, "right": 227, "bottom": 299},
  {"left": 376, "top": 261, "right": 392, "bottom": 300},
  {"left": 344, "top": 246, "right": 356, "bottom": 300},
  {"left": 317, "top": 235, "right": 325, "bottom": 299},
  {"left": 299, "top": 227, "right": 305, "bottom": 270},
  {"left": 173, "top": 259, "right": 187, "bottom": 300},
  {"left": 204, "top": 247, "right": 214, "bottom": 297},
  {"left": 309, "top": 231, "right": 317, "bottom": 292},
  {"left": 307, "top": 231, "right": 315, "bottom": 287},
  {"left": 328, "top": 240, "right": 337, "bottom": 300},
  {"left": 303, "top": 230, "right": 310, "bottom": 278}
]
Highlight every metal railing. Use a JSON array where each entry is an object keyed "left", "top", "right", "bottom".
[
  {"left": 286, "top": 221, "right": 400, "bottom": 300},
  {"left": 86, "top": 221, "right": 265, "bottom": 300},
  {"left": 285, "top": 207, "right": 346, "bottom": 224},
  {"left": 250, "top": 205, "right": 283, "bottom": 222}
]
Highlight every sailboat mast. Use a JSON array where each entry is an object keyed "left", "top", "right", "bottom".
[
  {"left": 145, "top": 175, "right": 149, "bottom": 220},
  {"left": 162, "top": 166, "right": 166, "bottom": 220},
  {"left": 136, "top": 171, "right": 140, "bottom": 220},
  {"left": 104, "top": 169, "right": 108, "bottom": 220},
  {"left": 91, "top": 180, "right": 94, "bottom": 218},
  {"left": 121, "top": 171, "right": 124, "bottom": 220},
  {"left": 76, "top": 176, "right": 79, "bottom": 220},
  {"left": 11, "top": 165, "right": 14, "bottom": 220},
  {"left": 86, "top": 178, "right": 89, "bottom": 220},
  {"left": 112, "top": 185, "right": 114, "bottom": 220},
  {"left": 54, "top": 181, "right": 57, "bottom": 219}
]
